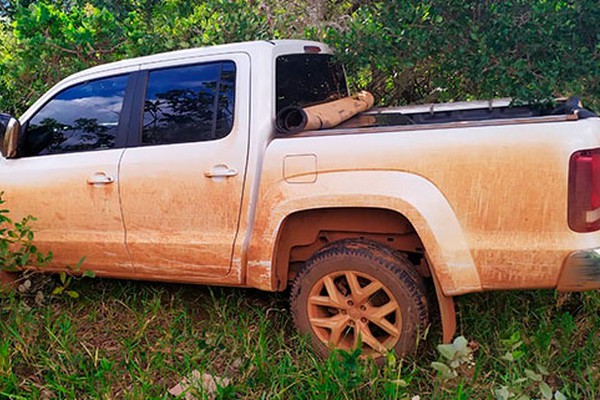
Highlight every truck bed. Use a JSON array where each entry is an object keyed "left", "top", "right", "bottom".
[{"left": 315, "top": 97, "right": 596, "bottom": 134}]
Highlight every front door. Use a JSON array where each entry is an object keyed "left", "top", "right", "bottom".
[
  {"left": 0, "top": 74, "right": 133, "bottom": 275},
  {"left": 119, "top": 54, "right": 250, "bottom": 282}
]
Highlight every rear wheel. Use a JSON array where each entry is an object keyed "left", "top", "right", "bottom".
[{"left": 291, "top": 239, "right": 429, "bottom": 359}]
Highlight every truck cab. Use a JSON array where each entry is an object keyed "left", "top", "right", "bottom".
[{"left": 0, "top": 40, "right": 340, "bottom": 281}]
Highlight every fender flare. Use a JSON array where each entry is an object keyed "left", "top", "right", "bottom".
[{"left": 246, "top": 170, "right": 481, "bottom": 296}]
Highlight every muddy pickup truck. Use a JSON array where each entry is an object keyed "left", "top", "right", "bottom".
[{"left": 1, "top": 40, "right": 599, "bottom": 359}]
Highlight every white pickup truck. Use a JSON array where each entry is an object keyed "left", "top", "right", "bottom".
[{"left": 1, "top": 40, "right": 599, "bottom": 359}]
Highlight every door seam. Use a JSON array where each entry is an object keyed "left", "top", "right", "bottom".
[{"left": 117, "top": 148, "right": 134, "bottom": 272}]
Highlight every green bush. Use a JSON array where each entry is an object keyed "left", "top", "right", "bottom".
[
  {"left": 0, "top": 192, "right": 52, "bottom": 272},
  {"left": 317, "top": 0, "right": 599, "bottom": 108},
  {"left": 1, "top": 0, "right": 598, "bottom": 114}
]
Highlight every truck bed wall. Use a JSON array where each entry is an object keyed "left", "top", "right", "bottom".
[{"left": 244, "top": 117, "right": 600, "bottom": 296}]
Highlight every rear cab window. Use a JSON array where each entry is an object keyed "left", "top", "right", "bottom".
[{"left": 276, "top": 54, "right": 348, "bottom": 113}]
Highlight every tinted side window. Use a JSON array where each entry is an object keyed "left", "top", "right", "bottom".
[
  {"left": 23, "top": 75, "right": 128, "bottom": 157},
  {"left": 142, "top": 61, "right": 236, "bottom": 145}
]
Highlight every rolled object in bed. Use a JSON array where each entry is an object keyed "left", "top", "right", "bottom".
[{"left": 276, "top": 91, "right": 375, "bottom": 134}]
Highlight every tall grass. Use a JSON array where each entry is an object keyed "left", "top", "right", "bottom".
[{"left": 0, "top": 278, "right": 598, "bottom": 399}]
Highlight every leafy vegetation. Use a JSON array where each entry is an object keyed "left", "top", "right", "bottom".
[
  {"left": 2, "top": 196, "right": 596, "bottom": 398},
  {"left": 0, "top": 0, "right": 598, "bottom": 115},
  {"left": 0, "top": 192, "right": 52, "bottom": 272},
  {"left": 0, "top": 280, "right": 599, "bottom": 399}
]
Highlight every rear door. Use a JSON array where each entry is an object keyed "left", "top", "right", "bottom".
[
  {"left": 0, "top": 73, "right": 135, "bottom": 275},
  {"left": 119, "top": 53, "right": 250, "bottom": 282}
]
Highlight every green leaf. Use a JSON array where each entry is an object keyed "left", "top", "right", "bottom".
[
  {"left": 525, "top": 369, "right": 543, "bottom": 382},
  {"left": 66, "top": 290, "right": 79, "bottom": 299},
  {"left": 511, "top": 341, "right": 523, "bottom": 351},
  {"left": 536, "top": 364, "right": 549, "bottom": 375},
  {"left": 74, "top": 256, "right": 86, "bottom": 271},
  {"left": 453, "top": 336, "right": 469, "bottom": 354},
  {"left": 18, "top": 252, "right": 29, "bottom": 266},
  {"left": 52, "top": 286, "right": 65, "bottom": 295},
  {"left": 554, "top": 391, "right": 567, "bottom": 400},
  {"left": 59, "top": 271, "right": 66, "bottom": 284},
  {"left": 437, "top": 343, "right": 457, "bottom": 360},
  {"left": 494, "top": 386, "right": 510, "bottom": 400},
  {"left": 431, "top": 361, "right": 456, "bottom": 379},
  {"left": 540, "top": 381, "right": 553, "bottom": 400},
  {"left": 82, "top": 269, "right": 96, "bottom": 278}
]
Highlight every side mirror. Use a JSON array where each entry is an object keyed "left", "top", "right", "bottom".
[{"left": 0, "top": 114, "right": 20, "bottom": 159}]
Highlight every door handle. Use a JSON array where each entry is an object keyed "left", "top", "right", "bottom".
[
  {"left": 204, "top": 164, "right": 238, "bottom": 179},
  {"left": 86, "top": 171, "right": 115, "bottom": 185}
]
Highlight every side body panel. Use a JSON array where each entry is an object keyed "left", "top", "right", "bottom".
[
  {"left": 0, "top": 150, "right": 133, "bottom": 275},
  {"left": 245, "top": 118, "right": 600, "bottom": 295}
]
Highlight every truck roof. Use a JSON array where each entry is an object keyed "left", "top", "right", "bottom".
[{"left": 64, "top": 39, "right": 330, "bottom": 83}]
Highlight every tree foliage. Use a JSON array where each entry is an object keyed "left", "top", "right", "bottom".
[
  {"left": 0, "top": 0, "right": 598, "bottom": 115},
  {"left": 317, "top": 1, "right": 599, "bottom": 107}
]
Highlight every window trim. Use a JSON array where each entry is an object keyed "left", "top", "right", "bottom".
[
  {"left": 18, "top": 73, "right": 134, "bottom": 158},
  {"left": 128, "top": 59, "right": 237, "bottom": 148},
  {"left": 125, "top": 71, "right": 148, "bottom": 148}
]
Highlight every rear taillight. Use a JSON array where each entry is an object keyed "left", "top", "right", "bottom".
[{"left": 568, "top": 148, "right": 600, "bottom": 232}]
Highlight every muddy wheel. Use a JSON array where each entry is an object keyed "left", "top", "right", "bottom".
[{"left": 291, "top": 239, "right": 429, "bottom": 359}]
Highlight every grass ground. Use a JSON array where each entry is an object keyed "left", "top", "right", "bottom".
[{"left": 0, "top": 275, "right": 599, "bottom": 399}]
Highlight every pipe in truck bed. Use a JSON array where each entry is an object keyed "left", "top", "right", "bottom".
[{"left": 276, "top": 91, "right": 375, "bottom": 134}]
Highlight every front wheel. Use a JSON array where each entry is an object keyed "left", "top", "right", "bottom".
[{"left": 291, "top": 239, "right": 429, "bottom": 359}]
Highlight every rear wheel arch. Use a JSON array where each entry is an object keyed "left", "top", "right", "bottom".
[
  {"left": 272, "top": 207, "right": 427, "bottom": 290},
  {"left": 272, "top": 207, "right": 458, "bottom": 344}
]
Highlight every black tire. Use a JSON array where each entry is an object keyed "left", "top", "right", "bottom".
[{"left": 291, "top": 238, "right": 429, "bottom": 359}]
